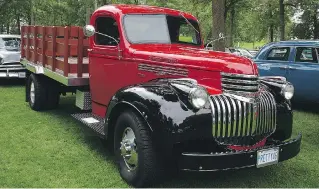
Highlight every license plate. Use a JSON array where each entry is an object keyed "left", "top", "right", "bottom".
[
  {"left": 19, "top": 72, "right": 26, "bottom": 78},
  {"left": 257, "top": 147, "right": 279, "bottom": 168}
]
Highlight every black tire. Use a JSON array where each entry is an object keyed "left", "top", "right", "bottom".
[
  {"left": 114, "top": 110, "right": 162, "bottom": 187},
  {"left": 46, "top": 80, "right": 60, "bottom": 110},
  {"left": 27, "top": 74, "right": 48, "bottom": 111},
  {"left": 27, "top": 74, "right": 60, "bottom": 111}
]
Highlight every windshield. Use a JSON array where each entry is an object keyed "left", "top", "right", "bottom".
[
  {"left": 0, "top": 37, "right": 21, "bottom": 51},
  {"left": 123, "top": 14, "right": 201, "bottom": 46}
]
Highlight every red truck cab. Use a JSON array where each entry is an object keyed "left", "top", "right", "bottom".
[{"left": 21, "top": 4, "right": 301, "bottom": 187}]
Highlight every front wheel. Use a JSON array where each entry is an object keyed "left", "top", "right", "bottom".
[{"left": 114, "top": 110, "right": 163, "bottom": 187}]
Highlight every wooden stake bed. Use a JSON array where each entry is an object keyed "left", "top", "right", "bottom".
[{"left": 20, "top": 25, "right": 90, "bottom": 86}]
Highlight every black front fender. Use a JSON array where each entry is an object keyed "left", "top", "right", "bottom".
[{"left": 105, "top": 79, "right": 213, "bottom": 146}]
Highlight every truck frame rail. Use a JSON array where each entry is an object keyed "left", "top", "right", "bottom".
[{"left": 20, "top": 25, "right": 89, "bottom": 86}]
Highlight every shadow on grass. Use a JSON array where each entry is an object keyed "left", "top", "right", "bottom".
[
  {"left": 292, "top": 101, "right": 319, "bottom": 114},
  {"left": 0, "top": 78, "right": 25, "bottom": 86},
  {"left": 44, "top": 95, "right": 117, "bottom": 163}
]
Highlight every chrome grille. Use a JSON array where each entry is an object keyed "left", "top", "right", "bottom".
[
  {"left": 210, "top": 88, "right": 277, "bottom": 146},
  {"left": 221, "top": 72, "right": 259, "bottom": 93}
]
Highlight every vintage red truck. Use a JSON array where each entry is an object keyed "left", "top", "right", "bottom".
[{"left": 20, "top": 4, "right": 301, "bottom": 187}]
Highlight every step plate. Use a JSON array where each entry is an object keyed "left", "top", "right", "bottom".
[{"left": 71, "top": 113, "right": 105, "bottom": 136}]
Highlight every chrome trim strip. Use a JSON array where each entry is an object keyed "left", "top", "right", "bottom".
[
  {"left": 221, "top": 78, "right": 258, "bottom": 84},
  {"left": 222, "top": 84, "right": 258, "bottom": 91},
  {"left": 224, "top": 92, "right": 255, "bottom": 104},
  {"left": 0, "top": 67, "right": 26, "bottom": 71},
  {"left": 221, "top": 72, "right": 258, "bottom": 79}
]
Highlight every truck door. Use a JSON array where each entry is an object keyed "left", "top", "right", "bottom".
[{"left": 89, "top": 16, "right": 124, "bottom": 109}]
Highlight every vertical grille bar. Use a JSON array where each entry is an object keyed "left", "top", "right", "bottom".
[
  {"left": 264, "top": 92, "right": 271, "bottom": 133},
  {"left": 239, "top": 102, "right": 245, "bottom": 137},
  {"left": 221, "top": 95, "right": 232, "bottom": 138},
  {"left": 211, "top": 96, "right": 221, "bottom": 137},
  {"left": 245, "top": 103, "right": 251, "bottom": 136},
  {"left": 260, "top": 93, "right": 267, "bottom": 135},
  {"left": 260, "top": 93, "right": 267, "bottom": 134},
  {"left": 229, "top": 98, "right": 237, "bottom": 137},
  {"left": 242, "top": 102, "right": 248, "bottom": 136},
  {"left": 209, "top": 98, "right": 216, "bottom": 136},
  {"left": 236, "top": 100, "right": 242, "bottom": 137},
  {"left": 248, "top": 104, "right": 254, "bottom": 136},
  {"left": 216, "top": 96, "right": 226, "bottom": 139}
]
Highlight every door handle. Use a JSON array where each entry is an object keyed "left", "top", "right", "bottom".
[
  {"left": 88, "top": 49, "right": 93, "bottom": 52},
  {"left": 279, "top": 66, "right": 288, "bottom": 70}
]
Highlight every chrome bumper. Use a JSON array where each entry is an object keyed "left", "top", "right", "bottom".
[
  {"left": 178, "top": 133, "right": 302, "bottom": 171},
  {"left": 0, "top": 64, "right": 26, "bottom": 78}
]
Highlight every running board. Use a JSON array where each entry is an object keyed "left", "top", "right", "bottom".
[{"left": 71, "top": 113, "right": 105, "bottom": 137}]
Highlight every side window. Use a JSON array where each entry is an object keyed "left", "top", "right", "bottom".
[
  {"left": 178, "top": 24, "right": 198, "bottom": 44},
  {"left": 266, "top": 47, "right": 290, "bottom": 61},
  {"left": 295, "top": 47, "right": 318, "bottom": 63},
  {"left": 95, "top": 17, "right": 120, "bottom": 46}
]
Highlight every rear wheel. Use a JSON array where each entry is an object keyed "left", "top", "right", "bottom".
[
  {"left": 27, "top": 74, "right": 48, "bottom": 111},
  {"left": 27, "top": 74, "right": 60, "bottom": 111},
  {"left": 114, "top": 110, "right": 163, "bottom": 187}
]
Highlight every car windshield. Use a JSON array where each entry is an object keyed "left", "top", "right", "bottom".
[
  {"left": 0, "top": 37, "right": 21, "bottom": 51},
  {"left": 123, "top": 14, "right": 201, "bottom": 46}
]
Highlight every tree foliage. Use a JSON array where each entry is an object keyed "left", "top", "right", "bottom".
[{"left": 0, "top": 0, "right": 318, "bottom": 48}]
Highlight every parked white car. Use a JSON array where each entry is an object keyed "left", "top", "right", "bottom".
[{"left": 0, "top": 34, "right": 26, "bottom": 78}]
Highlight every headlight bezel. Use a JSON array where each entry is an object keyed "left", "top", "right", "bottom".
[
  {"left": 188, "top": 86, "right": 209, "bottom": 109},
  {"left": 281, "top": 83, "right": 294, "bottom": 100}
]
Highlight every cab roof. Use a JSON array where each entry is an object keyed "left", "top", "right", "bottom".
[
  {"left": 265, "top": 40, "right": 319, "bottom": 47},
  {"left": 94, "top": 4, "right": 198, "bottom": 21}
]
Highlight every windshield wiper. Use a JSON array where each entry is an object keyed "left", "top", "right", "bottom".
[{"left": 179, "top": 12, "right": 199, "bottom": 34}]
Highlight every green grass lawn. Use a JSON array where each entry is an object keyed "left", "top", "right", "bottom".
[
  {"left": 236, "top": 40, "right": 267, "bottom": 50},
  {"left": 1, "top": 80, "right": 319, "bottom": 187}
]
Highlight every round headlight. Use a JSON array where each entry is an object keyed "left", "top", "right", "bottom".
[
  {"left": 188, "top": 87, "right": 209, "bottom": 109},
  {"left": 281, "top": 84, "right": 294, "bottom": 100}
]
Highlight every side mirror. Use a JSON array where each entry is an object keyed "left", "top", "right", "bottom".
[{"left": 83, "top": 25, "right": 95, "bottom": 37}]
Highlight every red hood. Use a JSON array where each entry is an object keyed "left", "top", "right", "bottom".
[{"left": 128, "top": 44, "right": 258, "bottom": 75}]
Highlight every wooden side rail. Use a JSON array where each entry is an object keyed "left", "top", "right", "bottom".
[{"left": 21, "top": 25, "right": 89, "bottom": 77}]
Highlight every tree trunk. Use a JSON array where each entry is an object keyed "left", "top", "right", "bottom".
[
  {"left": 16, "top": 14, "right": 20, "bottom": 34},
  {"left": 269, "top": 25, "right": 274, "bottom": 42},
  {"left": 314, "top": 4, "right": 319, "bottom": 39},
  {"left": 279, "top": 0, "right": 285, "bottom": 40},
  {"left": 212, "top": 0, "right": 226, "bottom": 52},
  {"left": 6, "top": 23, "right": 10, "bottom": 34},
  {"left": 229, "top": 6, "right": 235, "bottom": 47}
]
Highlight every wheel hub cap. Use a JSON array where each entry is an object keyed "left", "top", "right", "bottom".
[
  {"left": 120, "top": 127, "right": 138, "bottom": 170},
  {"left": 30, "top": 82, "right": 35, "bottom": 104}
]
